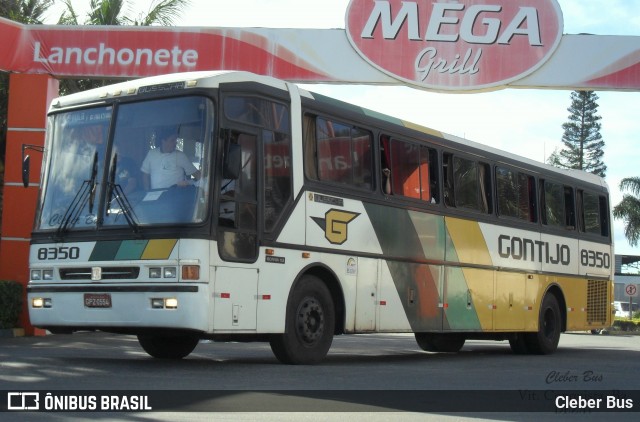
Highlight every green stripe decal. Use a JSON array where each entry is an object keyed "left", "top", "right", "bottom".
[
  {"left": 364, "top": 202, "right": 482, "bottom": 332},
  {"left": 89, "top": 240, "right": 122, "bottom": 261},
  {"left": 115, "top": 240, "right": 148, "bottom": 260},
  {"left": 363, "top": 204, "right": 424, "bottom": 260},
  {"left": 445, "top": 267, "right": 481, "bottom": 330}
]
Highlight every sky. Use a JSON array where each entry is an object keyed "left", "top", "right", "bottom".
[{"left": 44, "top": 0, "right": 640, "bottom": 255}]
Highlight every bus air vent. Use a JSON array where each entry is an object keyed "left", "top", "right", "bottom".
[{"left": 586, "top": 279, "right": 608, "bottom": 324}]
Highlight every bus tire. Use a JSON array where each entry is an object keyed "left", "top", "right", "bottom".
[
  {"left": 415, "top": 333, "right": 465, "bottom": 353},
  {"left": 524, "top": 293, "right": 562, "bottom": 355},
  {"left": 137, "top": 334, "right": 199, "bottom": 359},
  {"left": 508, "top": 333, "right": 530, "bottom": 354},
  {"left": 270, "top": 275, "right": 334, "bottom": 365}
]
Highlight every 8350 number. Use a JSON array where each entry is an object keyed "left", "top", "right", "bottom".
[
  {"left": 37, "top": 246, "right": 80, "bottom": 260},
  {"left": 580, "top": 249, "right": 610, "bottom": 269}
]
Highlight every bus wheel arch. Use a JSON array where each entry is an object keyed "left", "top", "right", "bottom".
[
  {"left": 301, "top": 265, "right": 345, "bottom": 335},
  {"left": 269, "top": 264, "right": 343, "bottom": 364},
  {"left": 544, "top": 284, "right": 567, "bottom": 332},
  {"left": 524, "top": 285, "right": 566, "bottom": 355}
]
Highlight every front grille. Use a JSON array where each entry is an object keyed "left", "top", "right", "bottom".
[
  {"left": 60, "top": 267, "right": 140, "bottom": 280},
  {"left": 587, "top": 279, "right": 609, "bottom": 324}
]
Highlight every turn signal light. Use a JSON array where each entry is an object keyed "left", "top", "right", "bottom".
[{"left": 182, "top": 265, "right": 200, "bottom": 280}]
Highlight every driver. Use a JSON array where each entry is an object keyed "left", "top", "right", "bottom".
[{"left": 141, "top": 127, "right": 201, "bottom": 190}]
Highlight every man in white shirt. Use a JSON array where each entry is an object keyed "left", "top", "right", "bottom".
[{"left": 141, "top": 129, "right": 201, "bottom": 190}]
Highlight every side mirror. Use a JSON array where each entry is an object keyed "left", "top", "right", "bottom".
[
  {"left": 22, "top": 155, "right": 31, "bottom": 188},
  {"left": 21, "top": 144, "right": 45, "bottom": 188},
  {"left": 223, "top": 143, "right": 242, "bottom": 179}
]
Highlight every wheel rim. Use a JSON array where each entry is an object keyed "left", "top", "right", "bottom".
[{"left": 296, "top": 296, "right": 324, "bottom": 346}]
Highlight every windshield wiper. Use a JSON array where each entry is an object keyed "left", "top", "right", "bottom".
[
  {"left": 88, "top": 151, "right": 98, "bottom": 213},
  {"left": 106, "top": 153, "right": 139, "bottom": 232},
  {"left": 56, "top": 152, "right": 98, "bottom": 239}
]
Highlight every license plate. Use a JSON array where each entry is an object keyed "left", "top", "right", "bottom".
[{"left": 84, "top": 293, "right": 112, "bottom": 308}]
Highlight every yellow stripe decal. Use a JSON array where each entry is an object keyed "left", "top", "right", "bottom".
[
  {"left": 445, "top": 217, "right": 492, "bottom": 266},
  {"left": 141, "top": 239, "right": 177, "bottom": 260}
]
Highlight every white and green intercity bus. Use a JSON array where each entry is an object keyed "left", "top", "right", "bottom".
[{"left": 24, "top": 71, "right": 613, "bottom": 363}]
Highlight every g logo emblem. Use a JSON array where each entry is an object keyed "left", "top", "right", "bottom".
[{"left": 312, "top": 209, "right": 360, "bottom": 245}]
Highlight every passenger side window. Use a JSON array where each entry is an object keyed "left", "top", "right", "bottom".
[
  {"left": 542, "top": 180, "right": 575, "bottom": 229},
  {"left": 380, "top": 136, "right": 437, "bottom": 203},
  {"left": 496, "top": 167, "right": 536, "bottom": 222},
  {"left": 454, "top": 156, "right": 479, "bottom": 210},
  {"left": 580, "top": 190, "right": 609, "bottom": 237},
  {"left": 443, "top": 153, "right": 491, "bottom": 213},
  {"left": 305, "top": 115, "right": 373, "bottom": 189}
]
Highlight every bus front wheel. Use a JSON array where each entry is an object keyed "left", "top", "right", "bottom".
[
  {"left": 137, "top": 334, "right": 199, "bottom": 359},
  {"left": 524, "top": 293, "right": 562, "bottom": 355},
  {"left": 270, "top": 275, "right": 335, "bottom": 365},
  {"left": 415, "top": 333, "right": 465, "bottom": 353}
]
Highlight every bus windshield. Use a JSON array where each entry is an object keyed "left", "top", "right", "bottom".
[{"left": 36, "top": 96, "right": 214, "bottom": 232}]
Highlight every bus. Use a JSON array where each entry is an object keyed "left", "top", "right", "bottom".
[{"left": 24, "top": 71, "right": 614, "bottom": 363}]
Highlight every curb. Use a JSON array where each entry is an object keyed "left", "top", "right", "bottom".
[{"left": 0, "top": 328, "right": 25, "bottom": 338}]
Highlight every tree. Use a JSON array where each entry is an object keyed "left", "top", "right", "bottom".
[
  {"left": 613, "top": 177, "right": 640, "bottom": 247},
  {"left": 548, "top": 90, "right": 607, "bottom": 178},
  {"left": 0, "top": 0, "right": 54, "bottom": 226},
  {"left": 0, "top": 0, "right": 53, "bottom": 24},
  {"left": 57, "top": 0, "right": 191, "bottom": 94}
]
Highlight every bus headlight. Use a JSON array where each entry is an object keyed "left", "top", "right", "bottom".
[
  {"left": 165, "top": 298, "right": 178, "bottom": 309},
  {"left": 32, "top": 298, "right": 52, "bottom": 308},
  {"left": 149, "top": 267, "right": 177, "bottom": 279},
  {"left": 31, "top": 269, "right": 54, "bottom": 281},
  {"left": 163, "top": 267, "right": 177, "bottom": 278},
  {"left": 151, "top": 298, "right": 178, "bottom": 309}
]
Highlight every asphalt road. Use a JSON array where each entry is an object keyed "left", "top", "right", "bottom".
[{"left": 1, "top": 331, "right": 639, "bottom": 420}]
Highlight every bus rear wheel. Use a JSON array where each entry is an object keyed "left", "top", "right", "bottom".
[
  {"left": 137, "top": 334, "right": 199, "bottom": 359},
  {"left": 270, "top": 275, "right": 335, "bottom": 365},
  {"left": 524, "top": 293, "right": 562, "bottom": 355},
  {"left": 415, "top": 333, "right": 465, "bottom": 353}
]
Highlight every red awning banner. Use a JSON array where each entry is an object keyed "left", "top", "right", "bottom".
[{"left": 0, "top": 15, "right": 639, "bottom": 92}]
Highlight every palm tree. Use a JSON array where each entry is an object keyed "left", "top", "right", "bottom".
[
  {"left": 613, "top": 177, "right": 640, "bottom": 247},
  {"left": 0, "top": 0, "right": 53, "bottom": 24},
  {"left": 1, "top": 0, "right": 54, "bottom": 225},
  {"left": 57, "top": 0, "right": 191, "bottom": 94}
]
